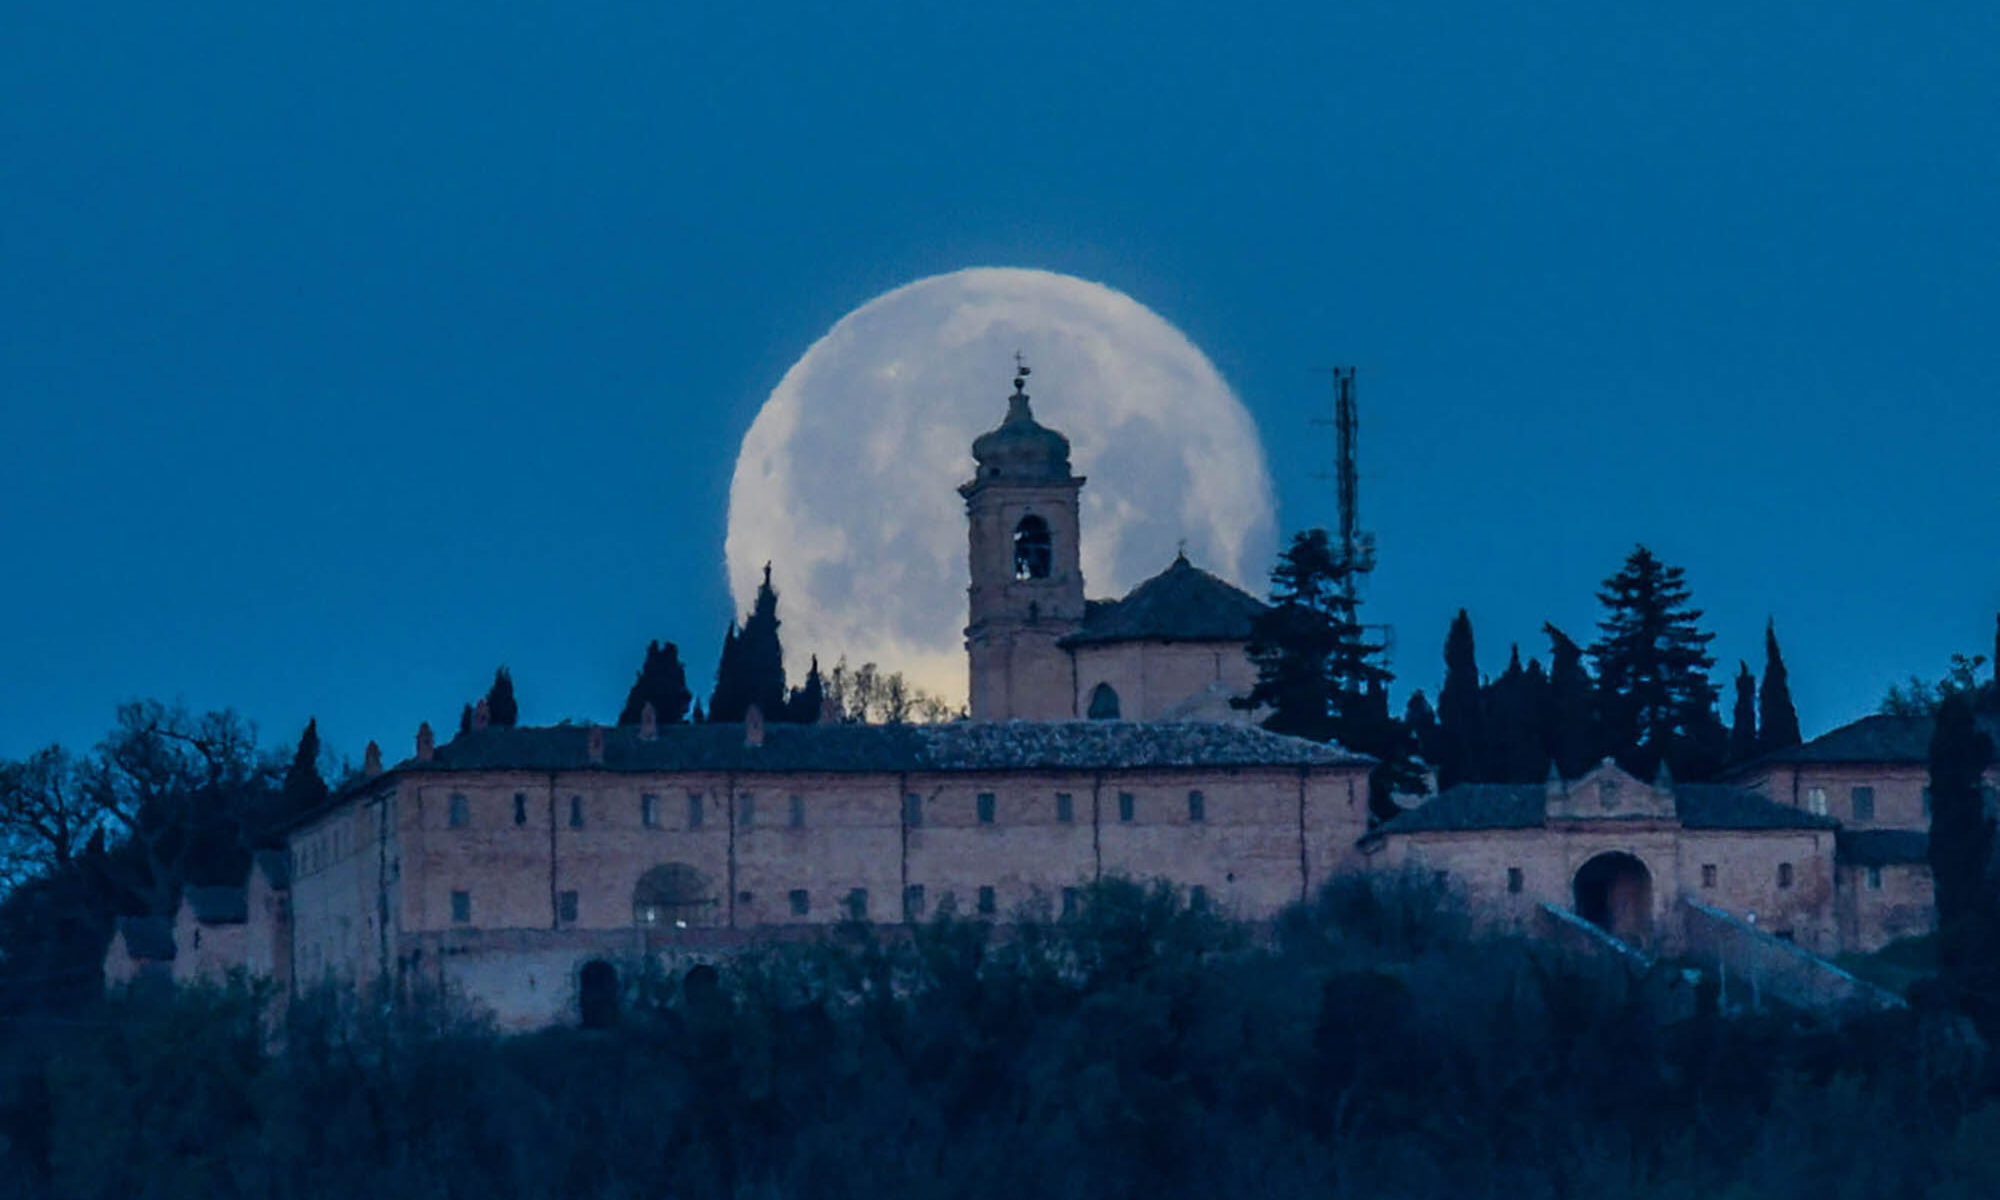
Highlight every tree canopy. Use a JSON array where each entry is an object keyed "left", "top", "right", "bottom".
[
  {"left": 1588, "top": 546, "right": 1725, "bottom": 779},
  {"left": 619, "top": 641, "right": 694, "bottom": 727}
]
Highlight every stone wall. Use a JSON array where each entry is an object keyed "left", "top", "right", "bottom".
[
  {"left": 1836, "top": 861, "right": 1935, "bottom": 953},
  {"left": 1681, "top": 900, "right": 1903, "bottom": 1013},
  {"left": 1069, "top": 641, "right": 1258, "bottom": 724}
]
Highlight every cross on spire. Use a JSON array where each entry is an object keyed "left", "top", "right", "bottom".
[{"left": 1013, "top": 350, "right": 1031, "bottom": 394}]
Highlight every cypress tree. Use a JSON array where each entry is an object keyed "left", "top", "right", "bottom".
[
  {"left": 1435, "top": 610, "right": 1483, "bottom": 790},
  {"left": 1480, "top": 647, "right": 1547, "bottom": 784},
  {"left": 1542, "top": 623, "right": 1596, "bottom": 779},
  {"left": 458, "top": 703, "right": 474, "bottom": 736},
  {"left": 1928, "top": 693, "right": 1998, "bottom": 1034},
  {"left": 484, "top": 667, "right": 519, "bottom": 728},
  {"left": 1588, "top": 546, "right": 1722, "bottom": 780},
  {"left": 1729, "top": 662, "right": 1759, "bottom": 765},
  {"left": 788, "top": 656, "right": 827, "bottom": 724},
  {"left": 1403, "top": 690, "right": 1440, "bottom": 769},
  {"left": 735, "top": 564, "right": 789, "bottom": 721},
  {"left": 709, "top": 623, "right": 748, "bottom": 723},
  {"left": 620, "top": 641, "right": 693, "bottom": 727},
  {"left": 281, "top": 718, "right": 329, "bottom": 818},
  {"left": 1758, "top": 619, "right": 1802, "bottom": 753}
]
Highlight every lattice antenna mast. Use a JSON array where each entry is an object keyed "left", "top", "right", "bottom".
[{"left": 1313, "top": 366, "right": 1391, "bottom": 662}]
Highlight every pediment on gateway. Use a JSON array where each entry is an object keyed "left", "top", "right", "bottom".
[{"left": 1545, "top": 758, "right": 1678, "bottom": 823}]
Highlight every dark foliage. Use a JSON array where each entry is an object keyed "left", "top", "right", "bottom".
[
  {"left": 1541, "top": 623, "right": 1597, "bottom": 778},
  {"left": 1928, "top": 693, "right": 2000, "bottom": 1039},
  {"left": 788, "top": 655, "right": 827, "bottom": 724},
  {"left": 484, "top": 667, "right": 519, "bottom": 728},
  {"left": 618, "top": 641, "right": 694, "bottom": 727},
  {"left": 710, "top": 565, "right": 790, "bottom": 724},
  {"left": 1479, "top": 647, "right": 1549, "bottom": 784},
  {"left": 1729, "top": 662, "right": 1758, "bottom": 766},
  {"left": 1435, "top": 610, "right": 1482, "bottom": 790},
  {"left": 1402, "top": 690, "right": 1439, "bottom": 769},
  {"left": 1588, "top": 546, "right": 1726, "bottom": 780},
  {"left": 1759, "top": 619, "right": 1803, "bottom": 753},
  {"left": 279, "top": 718, "right": 328, "bottom": 822}
]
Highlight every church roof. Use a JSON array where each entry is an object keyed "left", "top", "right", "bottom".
[
  {"left": 1730, "top": 712, "right": 2000, "bottom": 770},
  {"left": 1836, "top": 829, "right": 1931, "bottom": 867},
  {"left": 1367, "top": 781, "right": 1837, "bottom": 838},
  {"left": 966, "top": 378, "right": 1074, "bottom": 486},
  {"left": 1059, "top": 554, "right": 1268, "bottom": 647}
]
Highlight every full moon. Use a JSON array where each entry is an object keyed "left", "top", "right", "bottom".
[{"left": 725, "top": 267, "right": 1278, "bottom": 705}]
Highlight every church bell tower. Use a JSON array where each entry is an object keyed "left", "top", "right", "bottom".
[{"left": 961, "top": 361, "right": 1086, "bottom": 721}]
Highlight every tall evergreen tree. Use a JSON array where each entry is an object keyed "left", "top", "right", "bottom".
[
  {"left": 1480, "top": 647, "right": 1548, "bottom": 784},
  {"left": 1542, "top": 623, "right": 1596, "bottom": 779},
  {"left": 1588, "top": 546, "right": 1723, "bottom": 780},
  {"left": 620, "top": 641, "right": 694, "bottom": 727},
  {"left": 458, "top": 703, "right": 474, "bottom": 736},
  {"left": 1728, "top": 662, "right": 1759, "bottom": 765},
  {"left": 787, "top": 656, "right": 827, "bottom": 724},
  {"left": 281, "top": 718, "right": 329, "bottom": 818},
  {"left": 1927, "top": 692, "right": 1999, "bottom": 1035},
  {"left": 708, "top": 623, "right": 748, "bottom": 724},
  {"left": 736, "top": 564, "right": 788, "bottom": 720},
  {"left": 484, "top": 667, "right": 519, "bottom": 728},
  {"left": 1758, "top": 619, "right": 1802, "bottom": 753},
  {"left": 1435, "top": 610, "right": 1483, "bottom": 790},
  {"left": 1403, "top": 690, "right": 1440, "bottom": 769}
]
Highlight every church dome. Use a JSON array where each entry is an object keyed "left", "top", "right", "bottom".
[{"left": 970, "top": 369, "right": 1073, "bottom": 483}]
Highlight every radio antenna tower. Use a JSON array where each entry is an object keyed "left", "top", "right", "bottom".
[{"left": 1314, "top": 366, "right": 1392, "bottom": 663}]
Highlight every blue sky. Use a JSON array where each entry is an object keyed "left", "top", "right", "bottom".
[{"left": 4, "top": 2, "right": 1996, "bottom": 763}]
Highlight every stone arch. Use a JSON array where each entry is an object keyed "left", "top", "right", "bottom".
[
  {"left": 579, "top": 959, "right": 619, "bottom": 1029},
  {"left": 634, "top": 862, "right": 719, "bottom": 929},
  {"left": 1013, "top": 515, "right": 1053, "bottom": 580},
  {"left": 1573, "top": 851, "right": 1653, "bottom": 944},
  {"left": 1087, "top": 682, "right": 1121, "bottom": 720}
]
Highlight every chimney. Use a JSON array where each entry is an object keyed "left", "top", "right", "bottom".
[
  {"left": 744, "top": 703, "right": 765, "bottom": 748},
  {"left": 639, "top": 702, "right": 658, "bottom": 741},
  {"left": 1545, "top": 760, "right": 1566, "bottom": 802},
  {"left": 363, "top": 741, "right": 383, "bottom": 778},
  {"left": 1654, "top": 758, "right": 1674, "bottom": 791},
  {"left": 818, "top": 695, "right": 840, "bottom": 726},
  {"left": 473, "top": 698, "right": 491, "bottom": 731},
  {"left": 416, "top": 722, "right": 435, "bottom": 762},
  {"left": 587, "top": 724, "right": 605, "bottom": 765}
]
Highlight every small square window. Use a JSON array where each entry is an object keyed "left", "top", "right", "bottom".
[
  {"left": 977, "top": 792, "right": 996, "bottom": 824},
  {"left": 450, "top": 890, "right": 471, "bottom": 923},
  {"left": 1118, "top": 792, "right": 1135, "bottom": 823},
  {"left": 1851, "top": 786, "right": 1876, "bottom": 822},
  {"left": 789, "top": 795, "right": 805, "bottom": 828},
  {"left": 641, "top": 794, "right": 658, "bottom": 828},
  {"left": 1777, "top": 862, "right": 1794, "bottom": 889},
  {"left": 558, "top": 890, "right": 578, "bottom": 923},
  {"left": 904, "top": 884, "right": 926, "bottom": 920},
  {"left": 1187, "top": 790, "right": 1205, "bottom": 822},
  {"left": 846, "top": 888, "right": 869, "bottom": 920},
  {"left": 448, "top": 793, "right": 469, "bottom": 828},
  {"left": 789, "top": 889, "right": 810, "bottom": 917},
  {"left": 977, "top": 886, "right": 997, "bottom": 916},
  {"left": 904, "top": 793, "right": 923, "bottom": 827},
  {"left": 569, "top": 796, "right": 585, "bottom": 829},
  {"left": 1055, "top": 792, "right": 1074, "bottom": 823},
  {"left": 513, "top": 793, "right": 528, "bottom": 826},
  {"left": 688, "top": 792, "right": 704, "bottom": 829},
  {"left": 1506, "top": 867, "right": 1524, "bottom": 894},
  {"left": 739, "top": 794, "right": 755, "bottom": 828},
  {"left": 1806, "top": 787, "right": 1828, "bottom": 816},
  {"left": 1867, "top": 866, "right": 1883, "bottom": 891},
  {"left": 1701, "top": 864, "right": 1717, "bottom": 889},
  {"left": 1061, "top": 887, "right": 1081, "bottom": 919}
]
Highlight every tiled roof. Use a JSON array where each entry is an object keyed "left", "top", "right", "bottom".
[
  {"left": 1059, "top": 555, "right": 1268, "bottom": 647},
  {"left": 116, "top": 915, "right": 175, "bottom": 961},
  {"left": 185, "top": 885, "right": 248, "bottom": 925},
  {"left": 1836, "top": 829, "right": 1931, "bottom": 867},
  {"left": 253, "top": 848, "right": 290, "bottom": 890},
  {"left": 1369, "top": 781, "right": 1837, "bottom": 837},
  {"left": 1738, "top": 713, "right": 2000, "bottom": 769}
]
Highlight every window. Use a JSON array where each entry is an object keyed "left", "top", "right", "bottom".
[
  {"left": 514, "top": 793, "right": 528, "bottom": 826},
  {"left": 569, "top": 796, "right": 585, "bottom": 829},
  {"left": 1061, "top": 887, "right": 1080, "bottom": 919},
  {"left": 1851, "top": 786, "right": 1876, "bottom": 822},
  {"left": 1013, "top": 514, "right": 1053, "bottom": 580},
  {"left": 1055, "top": 792, "right": 1074, "bottom": 823},
  {"left": 846, "top": 888, "right": 869, "bottom": 920},
  {"left": 789, "top": 889, "right": 810, "bottom": 917},
  {"left": 1118, "top": 792, "right": 1135, "bottom": 823},
  {"left": 904, "top": 793, "right": 923, "bottom": 826},
  {"left": 904, "top": 885, "right": 926, "bottom": 920},
  {"left": 687, "top": 792, "right": 704, "bottom": 829},
  {"left": 1868, "top": 866, "right": 1883, "bottom": 891},
  {"left": 977, "top": 793, "right": 996, "bottom": 824},
  {"left": 1190, "top": 885, "right": 1210, "bottom": 910},
  {"left": 641, "top": 794, "right": 658, "bottom": 828},
  {"left": 738, "top": 794, "right": 755, "bottom": 828},
  {"left": 450, "top": 890, "right": 471, "bottom": 923},
  {"left": 1701, "top": 864, "right": 1717, "bottom": 889},
  {"left": 789, "top": 795, "right": 805, "bottom": 828},
  {"left": 1188, "top": 790, "right": 1206, "bottom": 822},
  {"left": 1507, "top": 867, "right": 1524, "bottom": 894},
  {"left": 1806, "top": 787, "right": 1828, "bottom": 816},
  {"left": 977, "top": 886, "right": 997, "bottom": 916},
  {"left": 1777, "top": 862, "right": 1794, "bottom": 889},
  {"left": 558, "top": 891, "right": 579, "bottom": 924},
  {"left": 1087, "top": 682, "right": 1121, "bottom": 720},
  {"left": 448, "top": 793, "right": 469, "bottom": 828}
]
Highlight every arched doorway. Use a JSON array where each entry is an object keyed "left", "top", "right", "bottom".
[
  {"left": 634, "top": 863, "right": 719, "bottom": 930},
  {"left": 1573, "top": 852, "right": 1653, "bottom": 944},
  {"left": 579, "top": 959, "right": 618, "bottom": 1029}
]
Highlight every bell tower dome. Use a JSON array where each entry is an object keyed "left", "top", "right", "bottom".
[{"left": 960, "top": 361, "right": 1086, "bottom": 720}]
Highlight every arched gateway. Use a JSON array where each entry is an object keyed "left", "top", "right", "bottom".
[{"left": 1573, "top": 852, "right": 1653, "bottom": 944}]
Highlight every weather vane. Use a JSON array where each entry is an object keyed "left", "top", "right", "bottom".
[{"left": 1013, "top": 349, "right": 1031, "bottom": 393}]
